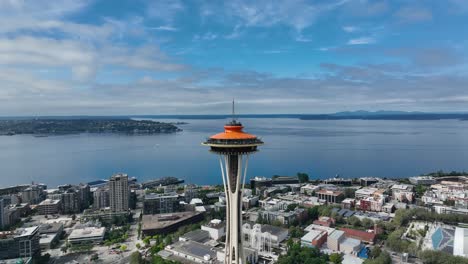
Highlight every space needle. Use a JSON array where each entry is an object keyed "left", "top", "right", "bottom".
[{"left": 203, "top": 101, "right": 263, "bottom": 264}]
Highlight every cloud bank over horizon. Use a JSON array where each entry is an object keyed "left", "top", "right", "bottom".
[{"left": 1, "top": 0, "right": 467, "bottom": 115}]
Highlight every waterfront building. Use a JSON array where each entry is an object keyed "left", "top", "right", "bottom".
[
  {"left": 250, "top": 177, "right": 273, "bottom": 191},
  {"left": 360, "top": 177, "right": 380, "bottom": 187},
  {"left": 202, "top": 104, "right": 263, "bottom": 264},
  {"left": 109, "top": 173, "right": 129, "bottom": 212},
  {"left": 409, "top": 176, "right": 437, "bottom": 185}
]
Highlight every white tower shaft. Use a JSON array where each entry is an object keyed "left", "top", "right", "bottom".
[{"left": 219, "top": 154, "right": 249, "bottom": 264}]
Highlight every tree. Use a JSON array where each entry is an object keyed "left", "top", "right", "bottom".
[
  {"left": 419, "top": 250, "right": 468, "bottom": 264},
  {"left": 297, "top": 172, "right": 309, "bottom": 183},
  {"left": 90, "top": 253, "right": 99, "bottom": 262},
  {"left": 347, "top": 216, "right": 361, "bottom": 227},
  {"left": 307, "top": 207, "right": 320, "bottom": 222},
  {"left": 364, "top": 251, "right": 391, "bottom": 264},
  {"left": 130, "top": 251, "right": 144, "bottom": 264},
  {"left": 277, "top": 242, "right": 328, "bottom": 264},
  {"left": 361, "top": 218, "right": 374, "bottom": 229},
  {"left": 120, "top": 244, "right": 128, "bottom": 251},
  {"left": 370, "top": 246, "right": 382, "bottom": 259},
  {"left": 330, "top": 253, "right": 343, "bottom": 264},
  {"left": 286, "top": 203, "right": 298, "bottom": 212},
  {"left": 343, "top": 188, "right": 356, "bottom": 199}
]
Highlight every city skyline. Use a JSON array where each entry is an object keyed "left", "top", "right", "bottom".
[{"left": 1, "top": 0, "right": 468, "bottom": 115}]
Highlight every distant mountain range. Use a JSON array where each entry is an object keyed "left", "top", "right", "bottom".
[{"left": 1, "top": 111, "right": 468, "bottom": 121}]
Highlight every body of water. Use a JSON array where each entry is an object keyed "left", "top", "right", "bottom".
[{"left": 0, "top": 118, "right": 467, "bottom": 187}]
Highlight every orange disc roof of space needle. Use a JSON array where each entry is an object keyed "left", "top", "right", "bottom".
[{"left": 209, "top": 124, "right": 258, "bottom": 140}]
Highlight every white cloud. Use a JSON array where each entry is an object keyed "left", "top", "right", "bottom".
[
  {"left": 218, "top": 0, "right": 349, "bottom": 31},
  {"left": 347, "top": 37, "right": 376, "bottom": 45},
  {"left": 149, "top": 26, "right": 178, "bottom": 31},
  {"left": 342, "top": 26, "right": 359, "bottom": 32}
]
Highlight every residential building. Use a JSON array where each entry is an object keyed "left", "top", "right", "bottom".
[
  {"left": 391, "top": 184, "right": 415, "bottom": 203},
  {"left": 143, "top": 192, "right": 181, "bottom": 215},
  {"left": 313, "top": 216, "right": 335, "bottom": 227},
  {"left": 0, "top": 199, "right": 4, "bottom": 229},
  {"left": 316, "top": 190, "right": 344, "bottom": 203},
  {"left": 49, "top": 192, "right": 79, "bottom": 214},
  {"left": 92, "top": 187, "right": 109, "bottom": 209},
  {"left": 20, "top": 185, "right": 45, "bottom": 205},
  {"left": 36, "top": 199, "right": 61, "bottom": 215},
  {"left": 109, "top": 173, "right": 129, "bottom": 212},
  {"left": 0, "top": 226, "right": 40, "bottom": 260},
  {"left": 341, "top": 198, "right": 355, "bottom": 209}
]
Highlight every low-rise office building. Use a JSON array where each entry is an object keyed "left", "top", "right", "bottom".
[
  {"left": 142, "top": 211, "right": 204, "bottom": 236},
  {"left": 68, "top": 226, "right": 105, "bottom": 245},
  {"left": 301, "top": 230, "right": 327, "bottom": 248},
  {"left": 201, "top": 219, "right": 225, "bottom": 240}
]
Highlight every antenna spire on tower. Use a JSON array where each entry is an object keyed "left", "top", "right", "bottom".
[{"left": 232, "top": 98, "right": 236, "bottom": 121}]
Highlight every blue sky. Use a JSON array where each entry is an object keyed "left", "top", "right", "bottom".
[{"left": 0, "top": 0, "right": 467, "bottom": 115}]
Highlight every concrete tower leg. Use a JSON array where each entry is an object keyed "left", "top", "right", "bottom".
[{"left": 218, "top": 153, "right": 249, "bottom": 264}]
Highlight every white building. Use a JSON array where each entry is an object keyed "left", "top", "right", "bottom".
[
  {"left": 454, "top": 227, "right": 468, "bottom": 257},
  {"left": 409, "top": 176, "right": 436, "bottom": 185},
  {"left": 68, "top": 226, "right": 105, "bottom": 245},
  {"left": 201, "top": 219, "right": 226, "bottom": 240},
  {"left": 242, "top": 223, "right": 288, "bottom": 255}
]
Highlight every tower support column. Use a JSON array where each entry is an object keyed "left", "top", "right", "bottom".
[{"left": 218, "top": 153, "right": 249, "bottom": 264}]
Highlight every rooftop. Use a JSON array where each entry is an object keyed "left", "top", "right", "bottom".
[
  {"left": 38, "top": 199, "right": 61, "bottom": 205},
  {"left": 170, "top": 240, "right": 217, "bottom": 260},
  {"left": 340, "top": 228, "right": 376, "bottom": 243},
  {"left": 301, "top": 230, "right": 326, "bottom": 242},
  {"left": 68, "top": 227, "right": 105, "bottom": 239},
  {"left": 142, "top": 211, "right": 203, "bottom": 231},
  {"left": 329, "top": 230, "right": 345, "bottom": 240},
  {"left": 180, "top": 229, "right": 210, "bottom": 243}
]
